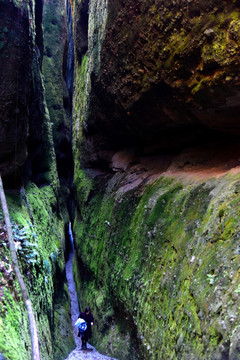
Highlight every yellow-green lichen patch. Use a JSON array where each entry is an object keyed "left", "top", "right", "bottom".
[{"left": 73, "top": 169, "right": 240, "bottom": 359}]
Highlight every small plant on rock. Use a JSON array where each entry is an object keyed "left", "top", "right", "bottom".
[
  {"left": 11, "top": 222, "right": 39, "bottom": 265},
  {"left": 207, "top": 274, "right": 216, "bottom": 285}
]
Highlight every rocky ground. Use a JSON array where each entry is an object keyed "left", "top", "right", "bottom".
[{"left": 65, "top": 248, "right": 117, "bottom": 360}]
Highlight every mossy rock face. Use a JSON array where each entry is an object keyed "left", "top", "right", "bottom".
[
  {"left": 0, "top": 1, "right": 74, "bottom": 359},
  {"left": 0, "top": 183, "right": 74, "bottom": 360},
  {"left": 73, "top": 168, "right": 240, "bottom": 360}
]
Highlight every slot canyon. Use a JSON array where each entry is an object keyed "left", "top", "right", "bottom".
[{"left": 1, "top": 0, "right": 240, "bottom": 359}]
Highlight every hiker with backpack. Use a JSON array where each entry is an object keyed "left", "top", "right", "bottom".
[{"left": 76, "top": 306, "right": 94, "bottom": 349}]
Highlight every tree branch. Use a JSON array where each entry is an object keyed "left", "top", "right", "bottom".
[{"left": 0, "top": 175, "right": 41, "bottom": 360}]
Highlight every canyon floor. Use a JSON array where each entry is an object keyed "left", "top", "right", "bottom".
[{"left": 65, "top": 249, "right": 117, "bottom": 360}]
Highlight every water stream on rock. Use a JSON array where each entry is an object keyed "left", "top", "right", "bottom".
[
  {"left": 65, "top": 223, "right": 117, "bottom": 360},
  {"left": 64, "top": 2, "right": 117, "bottom": 358}
]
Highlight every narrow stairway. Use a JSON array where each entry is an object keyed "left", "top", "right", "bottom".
[{"left": 65, "top": 225, "right": 117, "bottom": 360}]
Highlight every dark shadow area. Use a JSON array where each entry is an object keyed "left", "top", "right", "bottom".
[
  {"left": 35, "top": 0, "right": 44, "bottom": 62},
  {"left": 111, "top": 301, "right": 142, "bottom": 360},
  {"left": 74, "top": 0, "right": 89, "bottom": 62},
  {"left": 81, "top": 73, "right": 240, "bottom": 179}
]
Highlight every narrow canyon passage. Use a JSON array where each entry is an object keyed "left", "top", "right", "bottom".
[
  {"left": 1, "top": 0, "right": 240, "bottom": 359},
  {"left": 65, "top": 225, "right": 117, "bottom": 360}
]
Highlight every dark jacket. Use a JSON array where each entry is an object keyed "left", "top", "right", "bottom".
[{"left": 79, "top": 312, "right": 94, "bottom": 339}]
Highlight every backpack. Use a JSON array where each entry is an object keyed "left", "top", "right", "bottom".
[{"left": 75, "top": 318, "right": 87, "bottom": 332}]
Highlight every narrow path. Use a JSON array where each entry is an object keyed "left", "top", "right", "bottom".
[{"left": 65, "top": 232, "right": 117, "bottom": 360}]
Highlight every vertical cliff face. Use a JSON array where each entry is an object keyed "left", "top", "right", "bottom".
[
  {"left": 42, "top": 0, "right": 73, "bottom": 181},
  {"left": 72, "top": 1, "right": 240, "bottom": 359},
  {"left": 0, "top": 1, "right": 75, "bottom": 359},
  {"left": 0, "top": 0, "right": 58, "bottom": 188},
  {"left": 0, "top": 0, "right": 32, "bottom": 184}
]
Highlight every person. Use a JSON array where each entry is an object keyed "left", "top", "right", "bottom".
[{"left": 78, "top": 306, "right": 94, "bottom": 349}]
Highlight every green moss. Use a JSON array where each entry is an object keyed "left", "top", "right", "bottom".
[
  {"left": 70, "top": 1, "right": 240, "bottom": 358},
  {"left": 230, "top": 11, "right": 240, "bottom": 21},
  {"left": 74, "top": 168, "right": 93, "bottom": 209},
  {"left": 73, "top": 169, "right": 240, "bottom": 359},
  {"left": 0, "top": 182, "right": 73, "bottom": 360},
  {"left": 191, "top": 79, "right": 203, "bottom": 94},
  {"left": 0, "top": 286, "right": 31, "bottom": 360},
  {"left": 73, "top": 54, "right": 88, "bottom": 150}
]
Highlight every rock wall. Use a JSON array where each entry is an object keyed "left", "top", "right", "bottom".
[
  {"left": 73, "top": 0, "right": 240, "bottom": 166},
  {"left": 42, "top": 0, "right": 73, "bottom": 181},
  {"left": 0, "top": 184, "right": 75, "bottom": 360},
  {"left": 0, "top": 0, "right": 58, "bottom": 187},
  {"left": 73, "top": 168, "right": 240, "bottom": 360},
  {"left": 0, "top": 0, "right": 32, "bottom": 183},
  {"left": 72, "top": 0, "right": 240, "bottom": 359},
  {"left": 0, "top": 0, "right": 75, "bottom": 359}
]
